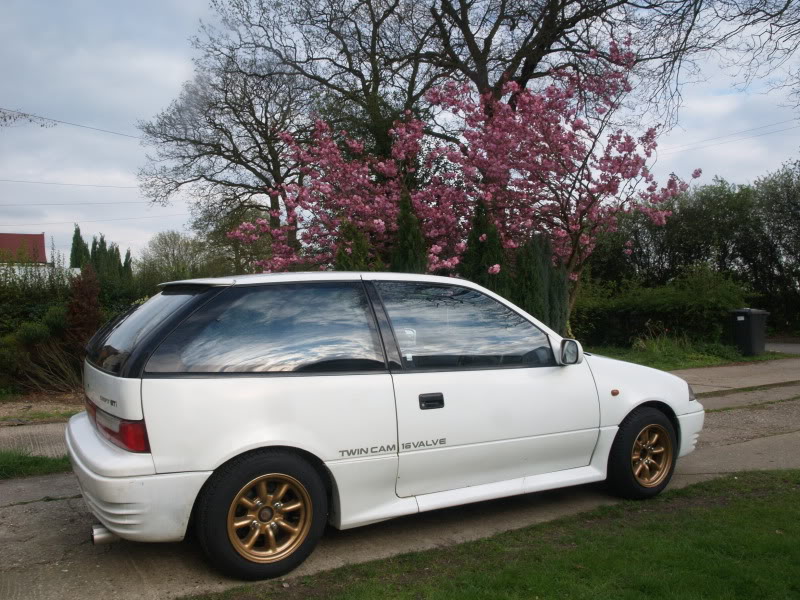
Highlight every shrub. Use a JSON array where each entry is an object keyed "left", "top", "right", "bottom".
[
  {"left": 14, "top": 322, "right": 51, "bottom": 346},
  {"left": 0, "top": 256, "right": 71, "bottom": 337},
  {"left": 0, "top": 264, "right": 103, "bottom": 393}
]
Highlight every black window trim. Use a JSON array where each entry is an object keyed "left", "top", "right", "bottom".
[
  {"left": 141, "top": 279, "right": 391, "bottom": 379},
  {"left": 369, "top": 279, "right": 557, "bottom": 374},
  {"left": 363, "top": 281, "right": 403, "bottom": 371}
]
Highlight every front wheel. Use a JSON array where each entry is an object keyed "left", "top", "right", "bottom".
[
  {"left": 196, "top": 450, "right": 328, "bottom": 580},
  {"left": 607, "top": 407, "right": 677, "bottom": 499}
]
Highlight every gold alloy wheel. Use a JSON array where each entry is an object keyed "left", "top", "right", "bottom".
[
  {"left": 227, "top": 473, "right": 312, "bottom": 563},
  {"left": 631, "top": 424, "right": 673, "bottom": 487}
]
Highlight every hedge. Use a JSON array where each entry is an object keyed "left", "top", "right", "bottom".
[{"left": 572, "top": 268, "right": 749, "bottom": 346}]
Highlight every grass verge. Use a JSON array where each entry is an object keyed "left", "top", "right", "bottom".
[
  {"left": 184, "top": 471, "right": 800, "bottom": 600},
  {"left": 0, "top": 450, "right": 72, "bottom": 480},
  {"left": 588, "top": 337, "right": 799, "bottom": 371}
]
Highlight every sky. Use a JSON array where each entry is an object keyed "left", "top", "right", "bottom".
[{"left": 1, "top": 1, "right": 798, "bottom": 263}]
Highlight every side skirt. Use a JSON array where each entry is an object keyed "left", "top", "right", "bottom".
[
  {"left": 416, "top": 426, "right": 616, "bottom": 513},
  {"left": 330, "top": 426, "right": 617, "bottom": 530}
]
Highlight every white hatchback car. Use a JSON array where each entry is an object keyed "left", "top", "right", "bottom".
[{"left": 67, "top": 272, "right": 704, "bottom": 579}]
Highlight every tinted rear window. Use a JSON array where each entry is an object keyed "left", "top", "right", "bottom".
[
  {"left": 145, "top": 282, "right": 386, "bottom": 374},
  {"left": 87, "top": 287, "right": 209, "bottom": 375}
]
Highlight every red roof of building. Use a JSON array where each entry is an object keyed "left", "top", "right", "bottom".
[{"left": 0, "top": 233, "right": 47, "bottom": 263}]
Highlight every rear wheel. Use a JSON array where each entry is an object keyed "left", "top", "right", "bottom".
[
  {"left": 196, "top": 450, "right": 327, "bottom": 580},
  {"left": 607, "top": 407, "right": 677, "bottom": 499}
]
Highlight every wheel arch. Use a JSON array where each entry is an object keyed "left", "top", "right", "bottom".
[
  {"left": 629, "top": 400, "right": 681, "bottom": 448},
  {"left": 187, "top": 444, "right": 337, "bottom": 537}
]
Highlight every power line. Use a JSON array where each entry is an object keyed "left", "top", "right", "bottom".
[
  {"left": 659, "top": 124, "right": 800, "bottom": 156},
  {"left": 659, "top": 118, "right": 798, "bottom": 152},
  {"left": 1, "top": 201, "right": 150, "bottom": 207},
  {"left": 0, "top": 178, "right": 138, "bottom": 189},
  {"left": 0, "top": 108, "right": 141, "bottom": 139},
  {"left": 0, "top": 214, "right": 188, "bottom": 227}
]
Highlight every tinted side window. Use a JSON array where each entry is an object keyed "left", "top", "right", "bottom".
[
  {"left": 146, "top": 282, "right": 386, "bottom": 374},
  {"left": 87, "top": 286, "right": 209, "bottom": 375},
  {"left": 374, "top": 282, "right": 555, "bottom": 370}
]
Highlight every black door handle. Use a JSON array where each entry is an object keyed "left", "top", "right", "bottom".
[{"left": 419, "top": 393, "right": 445, "bottom": 410}]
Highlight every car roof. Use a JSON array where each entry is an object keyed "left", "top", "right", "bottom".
[{"left": 160, "top": 271, "right": 479, "bottom": 288}]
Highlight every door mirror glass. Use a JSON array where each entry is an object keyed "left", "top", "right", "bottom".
[{"left": 560, "top": 339, "right": 583, "bottom": 365}]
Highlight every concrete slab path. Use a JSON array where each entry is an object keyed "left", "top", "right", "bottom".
[
  {"left": 671, "top": 357, "right": 800, "bottom": 394},
  {"left": 1, "top": 387, "right": 799, "bottom": 600},
  {"left": 766, "top": 342, "right": 800, "bottom": 354}
]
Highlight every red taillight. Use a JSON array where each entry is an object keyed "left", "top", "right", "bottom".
[{"left": 85, "top": 397, "right": 150, "bottom": 453}]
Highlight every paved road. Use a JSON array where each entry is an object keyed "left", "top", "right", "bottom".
[{"left": 2, "top": 386, "right": 799, "bottom": 600}]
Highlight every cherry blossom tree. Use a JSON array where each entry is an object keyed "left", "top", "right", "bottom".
[{"left": 230, "top": 47, "right": 700, "bottom": 314}]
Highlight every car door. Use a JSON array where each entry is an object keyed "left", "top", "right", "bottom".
[{"left": 370, "top": 279, "right": 600, "bottom": 498}]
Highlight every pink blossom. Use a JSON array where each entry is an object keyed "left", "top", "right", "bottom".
[
  {"left": 488, "top": 264, "right": 501, "bottom": 274},
  {"left": 230, "top": 41, "right": 692, "bottom": 285}
]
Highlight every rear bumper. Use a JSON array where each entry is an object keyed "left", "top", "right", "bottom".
[
  {"left": 677, "top": 408, "right": 705, "bottom": 457},
  {"left": 66, "top": 413, "right": 211, "bottom": 542}
]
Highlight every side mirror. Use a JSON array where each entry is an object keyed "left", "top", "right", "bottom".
[{"left": 559, "top": 339, "right": 584, "bottom": 365}]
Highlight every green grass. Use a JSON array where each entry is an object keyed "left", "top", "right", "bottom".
[
  {"left": 184, "top": 471, "right": 800, "bottom": 600},
  {"left": 588, "top": 336, "right": 800, "bottom": 371},
  {"left": 0, "top": 409, "right": 80, "bottom": 423},
  {"left": 0, "top": 450, "right": 72, "bottom": 479}
]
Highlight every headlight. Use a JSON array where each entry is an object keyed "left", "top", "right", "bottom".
[{"left": 688, "top": 383, "right": 697, "bottom": 402}]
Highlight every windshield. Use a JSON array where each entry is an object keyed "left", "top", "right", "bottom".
[{"left": 87, "top": 286, "right": 209, "bottom": 375}]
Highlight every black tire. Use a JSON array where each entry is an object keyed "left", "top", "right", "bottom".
[
  {"left": 196, "top": 449, "right": 328, "bottom": 580},
  {"left": 607, "top": 407, "right": 678, "bottom": 500}
]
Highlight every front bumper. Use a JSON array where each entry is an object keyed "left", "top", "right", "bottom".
[
  {"left": 66, "top": 413, "right": 211, "bottom": 542},
  {"left": 677, "top": 407, "right": 705, "bottom": 457}
]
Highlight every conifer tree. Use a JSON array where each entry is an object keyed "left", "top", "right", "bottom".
[
  {"left": 122, "top": 249, "right": 133, "bottom": 280},
  {"left": 334, "top": 222, "right": 374, "bottom": 271},
  {"left": 548, "top": 265, "right": 569, "bottom": 335},
  {"left": 513, "top": 235, "right": 551, "bottom": 321},
  {"left": 390, "top": 192, "right": 427, "bottom": 273},
  {"left": 69, "top": 224, "right": 90, "bottom": 268},
  {"left": 458, "top": 201, "right": 510, "bottom": 296}
]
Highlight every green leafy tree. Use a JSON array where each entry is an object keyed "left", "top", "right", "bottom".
[{"left": 191, "top": 205, "right": 273, "bottom": 275}]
